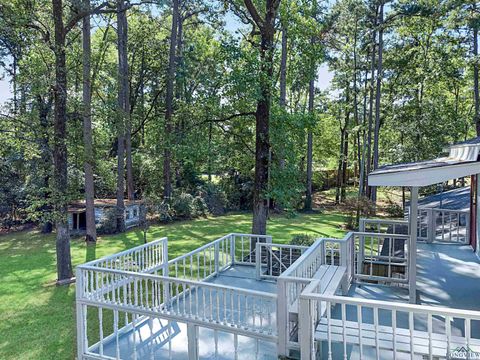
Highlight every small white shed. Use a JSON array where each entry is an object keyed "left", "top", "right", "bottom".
[{"left": 67, "top": 199, "right": 143, "bottom": 235}]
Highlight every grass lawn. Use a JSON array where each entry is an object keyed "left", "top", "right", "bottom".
[{"left": 0, "top": 211, "right": 346, "bottom": 360}]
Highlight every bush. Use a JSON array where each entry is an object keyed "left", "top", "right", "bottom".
[
  {"left": 157, "top": 200, "right": 174, "bottom": 222},
  {"left": 218, "top": 171, "right": 253, "bottom": 211},
  {"left": 202, "top": 183, "right": 227, "bottom": 215},
  {"left": 385, "top": 201, "right": 404, "bottom": 218},
  {"left": 343, "top": 196, "right": 375, "bottom": 230},
  {"left": 290, "top": 233, "right": 316, "bottom": 246},
  {"left": 192, "top": 196, "right": 209, "bottom": 217},
  {"left": 172, "top": 192, "right": 196, "bottom": 219}
]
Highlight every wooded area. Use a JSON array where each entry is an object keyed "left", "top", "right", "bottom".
[{"left": 0, "top": 0, "right": 478, "bottom": 282}]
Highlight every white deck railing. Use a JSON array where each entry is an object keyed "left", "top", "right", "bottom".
[
  {"left": 167, "top": 234, "right": 232, "bottom": 282},
  {"left": 417, "top": 207, "right": 470, "bottom": 244},
  {"left": 360, "top": 218, "right": 409, "bottom": 236},
  {"left": 77, "top": 221, "right": 475, "bottom": 359},
  {"left": 362, "top": 208, "right": 470, "bottom": 245},
  {"left": 164, "top": 233, "right": 272, "bottom": 282},
  {"left": 255, "top": 242, "right": 308, "bottom": 280},
  {"left": 353, "top": 231, "right": 410, "bottom": 285},
  {"left": 78, "top": 265, "right": 277, "bottom": 334},
  {"left": 231, "top": 233, "right": 273, "bottom": 264},
  {"left": 84, "top": 237, "right": 169, "bottom": 274},
  {"left": 299, "top": 278, "right": 480, "bottom": 360}
]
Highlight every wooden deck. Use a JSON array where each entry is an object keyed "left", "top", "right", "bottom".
[
  {"left": 89, "top": 265, "right": 278, "bottom": 360},
  {"left": 316, "top": 242, "right": 480, "bottom": 359}
]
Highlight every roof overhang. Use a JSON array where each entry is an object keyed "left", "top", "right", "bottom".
[{"left": 368, "top": 158, "right": 480, "bottom": 187}]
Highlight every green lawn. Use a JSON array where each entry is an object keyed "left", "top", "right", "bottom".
[{"left": 0, "top": 211, "right": 346, "bottom": 360}]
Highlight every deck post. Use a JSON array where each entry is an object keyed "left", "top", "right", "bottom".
[
  {"left": 255, "top": 242, "right": 262, "bottom": 280},
  {"left": 75, "top": 268, "right": 87, "bottom": 360},
  {"left": 357, "top": 221, "right": 365, "bottom": 280},
  {"left": 230, "top": 234, "right": 235, "bottom": 265},
  {"left": 427, "top": 208, "right": 435, "bottom": 243},
  {"left": 162, "top": 239, "right": 170, "bottom": 304},
  {"left": 162, "top": 238, "right": 169, "bottom": 270},
  {"left": 214, "top": 241, "right": 220, "bottom": 275},
  {"left": 299, "top": 297, "right": 315, "bottom": 360},
  {"left": 187, "top": 323, "right": 198, "bottom": 359},
  {"left": 277, "top": 278, "right": 288, "bottom": 356},
  {"left": 409, "top": 186, "right": 419, "bottom": 304}
]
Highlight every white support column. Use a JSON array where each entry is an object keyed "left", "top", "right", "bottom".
[
  {"left": 214, "top": 241, "right": 220, "bottom": 275},
  {"left": 230, "top": 234, "right": 235, "bottom": 265},
  {"left": 299, "top": 297, "right": 315, "bottom": 360},
  {"left": 276, "top": 278, "right": 288, "bottom": 356},
  {"left": 255, "top": 242, "right": 262, "bottom": 280},
  {"left": 76, "top": 268, "right": 87, "bottom": 360},
  {"left": 409, "top": 186, "right": 419, "bottom": 304},
  {"left": 427, "top": 208, "right": 435, "bottom": 243},
  {"left": 187, "top": 323, "right": 198, "bottom": 359},
  {"left": 162, "top": 239, "right": 170, "bottom": 304}
]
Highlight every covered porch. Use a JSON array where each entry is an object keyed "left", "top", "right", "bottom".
[{"left": 299, "top": 137, "right": 480, "bottom": 360}]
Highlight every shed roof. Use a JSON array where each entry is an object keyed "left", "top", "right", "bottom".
[{"left": 68, "top": 199, "right": 143, "bottom": 212}]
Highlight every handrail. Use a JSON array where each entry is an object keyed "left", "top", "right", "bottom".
[
  {"left": 167, "top": 234, "right": 231, "bottom": 265},
  {"left": 78, "top": 265, "right": 277, "bottom": 299},
  {"left": 280, "top": 239, "right": 324, "bottom": 278},
  {"left": 417, "top": 206, "right": 470, "bottom": 214},
  {"left": 83, "top": 237, "right": 168, "bottom": 267},
  {"left": 360, "top": 218, "right": 409, "bottom": 225}
]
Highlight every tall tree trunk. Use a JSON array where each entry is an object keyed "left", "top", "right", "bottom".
[
  {"left": 52, "top": 0, "right": 73, "bottom": 282},
  {"left": 163, "top": 0, "right": 180, "bottom": 200},
  {"left": 208, "top": 121, "right": 212, "bottom": 182},
  {"left": 279, "top": 27, "right": 287, "bottom": 108},
  {"left": 120, "top": 2, "right": 134, "bottom": 201},
  {"left": 359, "top": 70, "right": 369, "bottom": 197},
  {"left": 474, "top": 12, "right": 479, "bottom": 136},
  {"left": 82, "top": 0, "right": 96, "bottom": 242},
  {"left": 371, "top": 2, "right": 383, "bottom": 205},
  {"left": 38, "top": 95, "right": 53, "bottom": 234},
  {"left": 175, "top": 14, "right": 184, "bottom": 101},
  {"left": 244, "top": 0, "right": 279, "bottom": 235},
  {"left": 365, "top": 6, "right": 377, "bottom": 200},
  {"left": 341, "top": 87, "right": 351, "bottom": 202},
  {"left": 116, "top": 0, "right": 127, "bottom": 232},
  {"left": 341, "top": 131, "right": 349, "bottom": 202},
  {"left": 276, "top": 25, "right": 287, "bottom": 201},
  {"left": 335, "top": 125, "right": 345, "bottom": 204},
  {"left": 305, "top": 77, "right": 314, "bottom": 211},
  {"left": 352, "top": 19, "right": 361, "bottom": 191}
]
